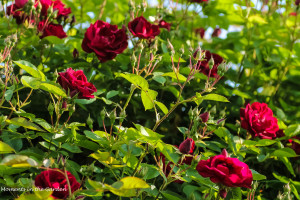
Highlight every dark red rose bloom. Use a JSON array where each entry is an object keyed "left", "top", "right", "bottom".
[
  {"left": 200, "top": 112, "right": 209, "bottom": 123},
  {"left": 15, "top": 0, "right": 28, "bottom": 8},
  {"left": 158, "top": 20, "right": 171, "bottom": 31},
  {"left": 195, "top": 28, "right": 205, "bottom": 39},
  {"left": 288, "top": 137, "right": 300, "bottom": 155},
  {"left": 38, "top": 20, "right": 67, "bottom": 39},
  {"left": 7, "top": 4, "right": 25, "bottom": 24},
  {"left": 240, "top": 102, "right": 279, "bottom": 139},
  {"left": 35, "top": 169, "right": 80, "bottom": 199},
  {"left": 194, "top": 50, "right": 224, "bottom": 78},
  {"left": 128, "top": 16, "right": 160, "bottom": 39},
  {"left": 196, "top": 149, "right": 253, "bottom": 188},
  {"left": 296, "top": 0, "right": 300, "bottom": 6},
  {"left": 179, "top": 138, "right": 195, "bottom": 154},
  {"left": 212, "top": 28, "right": 221, "bottom": 37},
  {"left": 52, "top": 0, "right": 72, "bottom": 18},
  {"left": 58, "top": 68, "right": 97, "bottom": 99},
  {"left": 276, "top": 129, "right": 285, "bottom": 138},
  {"left": 82, "top": 20, "right": 128, "bottom": 62}
]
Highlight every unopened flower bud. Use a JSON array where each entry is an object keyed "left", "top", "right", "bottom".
[
  {"left": 208, "top": 58, "right": 214, "bottom": 70},
  {"left": 138, "top": 43, "right": 144, "bottom": 53},
  {"left": 188, "top": 107, "right": 194, "bottom": 120},
  {"left": 69, "top": 104, "right": 76, "bottom": 116},
  {"left": 70, "top": 15, "right": 76, "bottom": 27},
  {"left": 149, "top": 52, "right": 154, "bottom": 61},
  {"left": 179, "top": 45, "right": 185, "bottom": 55},
  {"left": 100, "top": 109, "right": 106, "bottom": 120},
  {"left": 48, "top": 103, "right": 54, "bottom": 116},
  {"left": 167, "top": 39, "right": 175, "bottom": 55},
  {"left": 52, "top": 10, "right": 58, "bottom": 19},
  {"left": 62, "top": 101, "right": 67, "bottom": 109},
  {"left": 199, "top": 112, "right": 209, "bottom": 123},
  {"left": 131, "top": 53, "right": 137, "bottom": 64},
  {"left": 73, "top": 48, "right": 79, "bottom": 59},
  {"left": 219, "top": 189, "right": 227, "bottom": 199},
  {"left": 47, "top": 6, "right": 53, "bottom": 16},
  {"left": 37, "top": 2, "right": 42, "bottom": 13},
  {"left": 87, "top": 115, "right": 93, "bottom": 130}
]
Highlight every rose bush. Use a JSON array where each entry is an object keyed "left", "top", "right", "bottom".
[{"left": 0, "top": 0, "right": 300, "bottom": 200}]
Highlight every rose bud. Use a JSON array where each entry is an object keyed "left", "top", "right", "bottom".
[
  {"left": 62, "top": 100, "right": 67, "bottom": 109},
  {"left": 240, "top": 102, "right": 279, "bottom": 139},
  {"left": 35, "top": 169, "right": 80, "bottom": 199},
  {"left": 158, "top": 20, "right": 171, "bottom": 31},
  {"left": 82, "top": 20, "right": 128, "bottom": 62},
  {"left": 219, "top": 189, "right": 227, "bottom": 199},
  {"left": 200, "top": 112, "right": 209, "bottom": 123},
  {"left": 195, "top": 28, "right": 205, "bottom": 39},
  {"left": 73, "top": 48, "right": 79, "bottom": 59},
  {"left": 128, "top": 16, "right": 160, "bottom": 39},
  {"left": 212, "top": 27, "right": 221, "bottom": 37},
  {"left": 196, "top": 149, "right": 253, "bottom": 188},
  {"left": 179, "top": 138, "right": 195, "bottom": 154}
]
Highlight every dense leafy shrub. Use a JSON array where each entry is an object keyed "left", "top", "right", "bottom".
[{"left": 0, "top": 0, "right": 299, "bottom": 199}]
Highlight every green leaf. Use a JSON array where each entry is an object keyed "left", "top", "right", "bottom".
[
  {"left": 248, "top": 15, "right": 267, "bottom": 24},
  {"left": 109, "top": 177, "right": 150, "bottom": 197},
  {"left": 251, "top": 169, "right": 266, "bottom": 180},
  {"left": 161, "top": 191, "right": 184, "bottom": 200},
  {"left": 285, "top": 124, "right": 300, "bottom": 137},
  {"left": 14, "top": 60, "right": 46, "bottom": 81},
  {"left": 39, "top": 83, "right": 67, "bottom": 98},
  {"left": 141, "top": 89, "right": 158, "bottom": 110},
  {"left": 272, "top": 148, "right": 297, "bottom": 157},
  {"left": 116, "top": 73, "right": 148, "bottom": 89},
  {"left": 21, "top": 76, "right": 41, "bottom": 89},
  {"left": 4, "top": 90, "right": 13, "bottom": 102},
  {"left": 43, "top": 36, "right": 64, "bottom": 44},
  {"left": 162, "top": 72, "right": 187, "bottom": 82},
  {"left": 155, "top": 101, "right": 168, "bottom": 114},
  {"left": 106, "top": 90, "right": 119, "bottom": 99},
  {"left": 202, "top": 94, "right": 229, "bottom": 102},
  {"left": 278, "top": 157, "right": 295, "bottom": 176},
  {"left": 61, "top": 143, "right": 82, "bottom": 153},
  {"left": 75, "top": 98, "right": 97, "bottom": 105},
  {"left": 6, "top": 117, "right": 45, "bottom": 132},
  {"left": 0, "top": 141, "right": 15, "bottom": 154},
  {"left": 1, "top": 155, "right": 32, "bottom": 167}
]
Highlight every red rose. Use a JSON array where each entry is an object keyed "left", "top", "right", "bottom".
[
  {"left": 158, "top": 20, "right": 171, "bottom": 31},
  {"left": 240, "top": 102, "right": 279, "bottom": 139},
  {"left": 15, "top": 0, "right": 28, "bottom": 8},
  {"left": 179, "top": 138, "right": 195, "bottom": 154},
  {"left": 38, "top": 20, "right": 67, "bottom": 39},
  {"left": 195, "top": 28, "right": 205, "bottom": 39},
  {"left": 128, "top": 16, "right": 160, "bottom": 39},
  {"left": 194, "top": 50, "right": 224, "bottom": 78},
  {"left": 196, "top": 149, "right": 253, "bottom": 188},
  {"left": 288, "top": 137, "right": 300, "bottom": 155},
  {"left": 52, "top": 0, "right": 72, "bottom": 18},
  {"left": 35, "top": 169, "right": 80, "bottom": 199},
  {"left": 200, "top": 112, "right": 209, "bottom": 123},
  {"left": 82, "top": 20, "right": 128, "bottom": 62},
  {"left": 57, "top": 68, "right": 97, "bottom": 99},
  {"left": 289, "top": 12, "right": 297, "bottom": 16},
  {"left": 212, "top": 28, "right": 221, "bottom": 37}
]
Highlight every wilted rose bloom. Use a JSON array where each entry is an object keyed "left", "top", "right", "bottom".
[
  {"left": 73, "top": 48, "right": 79, "bottom": 59},
  {"left": 195, "top": 28, "right": 205, "bottom": 39},
  {"left": 288, "top": 137, "right": 300, "bottom": 155},
  {"left": 58, "top": 68, "right": 97, "bottom": 99},
  {"left": 212, "top": 28, "right": 221, "bottom": 37},
  {"left": 128, "top": 16, "right": 160, "bottom": 39},
  {"left": 194, "top": 49, "right": 224, "bottom": 78},
  {"left": 35, "top": 169, "right": 80, "bottom": 199},
  {"left": 240, "top": 102, "right": 279, "bottom": 139},
  {"left": 200, "top": 112, "right": 209, "bottom": 122},
  {"left": 179, "top": 138, "right": 195, "bottom": 154},
  {"left": 196, "top": 149, "right": 253, "bottom": 188},
  {"left": 82, "top": 20, "right": 128, "bottom": 62},
  {"left": 158, "top": 20, "right": 171, "bottom": 31},
  {"left": 38, "top": 20, "right": 67, "bottom": 39}
]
